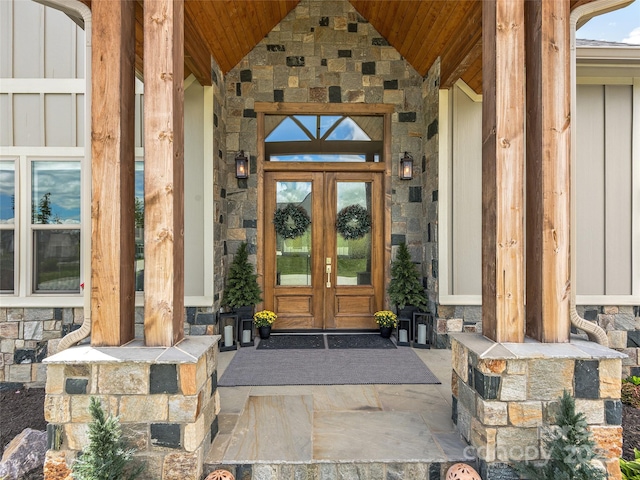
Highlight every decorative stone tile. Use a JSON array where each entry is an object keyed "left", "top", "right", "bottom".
[
  {"left": 527, "top": 359, "right": 573, "bottom": 400},
  {"left": 574, "top": 360, "right": 599, "bottom": 399},
  {"left": 65, "top": 378, "right": 88, "bottom": 395},
  {"left": 605, "top": 400, "right": 622, "bottom": 425},
  {"left": 499, "top": 374, "right": 527, "bottom": 402},
  {"left": 451, "top": 339, "right": 468, "bottom": 379},
  {"left": 478, "top": 359, "right": 507, "bottom": 375},
  {"left": 477, "top": 399, "right": 508, "bottom": 426},
  {"left": 471, "top": 418, "right": 497, "bottom": 461},
  {"left": 169, "top": 395, "right": 200, "bottom": 423},
  {"left": 162, "top": 451, "right": 200, "bottom": 480},
  {"left": 150, "top": 364, "right": 179, "bottom": 394},
  {"left": 151, "top": 423, "right": 181, "bottom": 449},
  {"left": 607, "top": 330, "right": 628, "bottom": 349},
  {"left": 508, "top": 401, "right": 542, "bottom": 427},
  {"left": 98, "top": 364, "right": 148, "bottom": 395},
  {"left": 9, "top": 364, "right": 32, "bottom": 383},
  {"left": 120, "top": 395, "right": 169, "bottom": 422},
  {"left": 574, "top": 399, "right": 605, "bottom": 424},
  {"left": 23, "top": 321, "right": 43, "bottom": 340},
  {"left": 70, "top": 395, "right": 117, "bottom": 423},
  {"left": 0, "top": 322, "right": 18, "bottom": 339},
  {"left": 45, "top": 364, "right": 65, "bottom": 394},
  {"left": 473, "top": 369, "right": 500, "bottom": 400},
  {"left": 496, "top": 427, "right": 539, "bottom": 461},
  {"left": 589, "top": 425, "right": 623, "bottom": 458},
  {"left": 64, "top": 422, "right": 89, "bottom": 451},
  {"left": 184, "top": 414, "right": 206, "bottom": 452}
]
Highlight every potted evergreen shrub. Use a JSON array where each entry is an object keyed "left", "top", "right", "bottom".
[
  {"left": 222, "top": 242, "right": 262, "bottom": 319},
  {"left": 387, "top": 242, "right": 428, "bottom": 318}
]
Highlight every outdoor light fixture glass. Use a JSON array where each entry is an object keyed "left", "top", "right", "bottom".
[
  {"left": 235, "top": 150, "right": 249, "bottom": 179},
  {"left": 399, "top": 152, "right": 413, "bottom": 180}
]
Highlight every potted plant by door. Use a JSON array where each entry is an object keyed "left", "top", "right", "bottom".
[
  {"left": 374, "top": 310, "right": 397, "bottom": 338},
  {"left": 387, "top": 242, "right": 428, "bottom": 318},
  {"left": 253, "top": 310, "right": 277, "bottom": 339},
  {"left": 222, "top": 242, "right": 262, "bottom": 320}
]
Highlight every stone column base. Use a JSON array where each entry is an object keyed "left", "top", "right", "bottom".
[
  {"left": 450, "top": 334, "right": 625, "bottom": 480},
  {"left": 43, "top": 336, "right": 220, "bottom": 480}
]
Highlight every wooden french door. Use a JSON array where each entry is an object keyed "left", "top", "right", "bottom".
[{"left": 264, "top": 170, "right": 384, "bottom": 330}]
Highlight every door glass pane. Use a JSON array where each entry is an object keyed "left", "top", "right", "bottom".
[
  {"left": 33, "top": 229, "right": 80, "bottom": 292},
  {"left": 336, "top": 182, "right": 372, "bottom": 285},
  {"left": 275, "top": 182, "right": 312, "bottom": 286},
  {"left": 32, "top": 161, "right": 81, "bottom": 224}
]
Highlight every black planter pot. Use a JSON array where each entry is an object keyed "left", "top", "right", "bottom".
[
  {"left": 379, "top": 326, "right": 392, "bottom": 338},
  {"left": 397, "top": 305, "right": 420, "bottom": 319},
  {"left": 234, "top": 305, "right": 254, "bottom": 320},
  {"left": 258, "top": 325, "right": 272, "bottom": 339}
]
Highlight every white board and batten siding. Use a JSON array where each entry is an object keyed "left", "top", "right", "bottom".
[
  {"left": 575, "top": 82, "right": 638, "bottom": 304},
  {"left": 0, "top": 0, "right": 85, "bottom": 149},
  {"left": 440, "top": 77, "right": 639, "bottom": 306}
]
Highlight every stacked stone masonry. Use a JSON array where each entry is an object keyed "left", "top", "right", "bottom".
[
  {"left": 42, "top": 336, "right": 221, "bottom": 480},
  {"left": 450, "top": 334, "right": 625, "bottom": 480},
  {"left": 0, "top": 307, "right": 219, "bottom": 387}
]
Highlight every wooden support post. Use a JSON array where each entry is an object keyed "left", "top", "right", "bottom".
[
  {"left": 143, "top": 0, "right": 185, "bottom": 347},
  {"left": 481, "top": 0, "right": 526, "bottom": 343},
  {"left": 90, "top": 0, "right": 136, "bottom": 347},
  {"left": 525, "top": 0, "right": 571, "bottom": 342}
]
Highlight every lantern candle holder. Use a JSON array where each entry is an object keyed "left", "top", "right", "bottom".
[
  {"left": 413, "top": 312, "right": 431, "bottom": 349},
  {"left": 396, "top": 317, "right": 411, "bottom": 346},
  {"left": 239, "top": 318, "right": 255, "bottom": 347},
  {"left": 219, "top": 313, "right": 238, "bottom": 352}
]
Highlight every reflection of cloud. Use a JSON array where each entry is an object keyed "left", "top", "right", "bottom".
[
  {"left": 623, "top": 27, "right": 640, "bottom": 44},
  {"left": 32, "top": 163, "right": 81, "bottom": 221},
  {"left": 0, "top": 167, "right": 15, "bottom": 197},
  {"left": 276, "top": 182, "right": 312, "bottom": 203}
]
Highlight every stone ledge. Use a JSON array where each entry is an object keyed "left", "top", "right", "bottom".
[
  {"left": 44, "top": 336, "right": 220, "bottom": 365},
  {"left": 450, "top": 333, "right": 627, "bottom": 360}
]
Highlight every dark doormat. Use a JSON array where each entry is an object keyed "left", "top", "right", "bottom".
[
  {"left": 326, "top": 334, "right": 396, "bottom": 349},
  {"left": 257, "top": 334, "right": 325, "bottom": 350}
]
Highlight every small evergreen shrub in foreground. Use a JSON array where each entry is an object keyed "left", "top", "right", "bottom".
[
  {"left": 72, "top": 397, "right": 143, "bottom": 480},
  {"left": 517, "top": 391, "right": 605, "bottom": 480}
]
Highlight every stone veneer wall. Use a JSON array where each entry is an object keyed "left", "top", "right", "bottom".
[
  {"left": 0, "top": 307, "right": 220, "bottom": 387},
  {"left": 223, "top": 0, "right": 426, "bottom": 268},
  {"left": 421, "top": 60, "right": 440, "bottom": 317},
  {"left": 43, "top": 337, "right": 220, "bottom": 480},
  {"left": 211, "top": 58, "right": 229, "bottom": 313},
  {"left": 451, "top": 334, "right": 625, "bottom": 480}
]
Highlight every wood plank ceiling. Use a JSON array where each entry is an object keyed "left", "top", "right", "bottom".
[{"left": 83, "top": 0, "right": 595, "bottom": 93}]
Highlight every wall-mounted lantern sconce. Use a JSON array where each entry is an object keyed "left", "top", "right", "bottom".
[
  {"left": 399, "top": 152, "right": 413, "bottom": 180},
  {"left": 235, "top": 150, "right": 249, "bottom": 179}
]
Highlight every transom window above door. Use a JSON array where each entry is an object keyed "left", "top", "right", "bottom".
[{"left": 265, "top": 114, "right": 383, "bottom": 163}]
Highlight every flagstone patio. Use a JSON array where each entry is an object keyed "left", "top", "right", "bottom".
[{"left": 204, "top": 347, "right": 474, "bottom": 478}]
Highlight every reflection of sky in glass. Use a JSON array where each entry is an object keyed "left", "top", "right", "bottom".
[
  {"left": 276, "top": 182, "right": 311, "bottom": 204},
  {"left": 32, "top": 162, "right": 81, "bottom": 224},
  {"left": 267, "top": 115, "right": 371, "bottom": 143},
  {"left": 135, "top": 161, "right": 144, "bottom": 199},
  {"left": 338, "top": 182, "right": 369, "bottom": 210},
  {"left": 0, "top": 162, "right": 15, "bottom": 223},
  {"left": 271, "top": 154, "right": 366, "bottom": 162},
  {"left": 266, "top": 117, "right": 311, "bottom": 142},
  {"left": 320, "top": 116, "right": 343, "bottom": 137},
  {"left": 326, "top": 118, "right": 370, "bottom": 141}
]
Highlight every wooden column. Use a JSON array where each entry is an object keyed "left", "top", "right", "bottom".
[
  {"left": 481, "top": 0, "right": 526, "bottom": 343},
  {"left": 143, "top": 0, "right": 185, "bottom": 346},
  {"left": 525, "top": 0, "right": 571, "bottom": 342},
  {"left": 90, "top": 0, "right": 136, "bottom": 346}
]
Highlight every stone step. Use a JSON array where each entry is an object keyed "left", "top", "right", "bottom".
[{"left": 202, "top": 460, "right": 477, "bottom": 480}]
